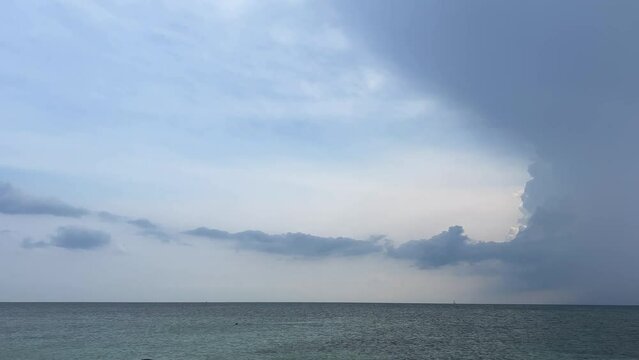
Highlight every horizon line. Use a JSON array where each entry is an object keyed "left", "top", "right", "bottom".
[{"left": 1, "top": 301, "right": 637, "bottom": 306}]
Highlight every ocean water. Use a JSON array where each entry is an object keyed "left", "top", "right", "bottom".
[{"left": 0, "top": 303, "right": 638, "bottom": 360}]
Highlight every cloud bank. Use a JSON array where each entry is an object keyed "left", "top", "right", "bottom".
[
  {"left": 0, "top": 182, "right": 88, "bottom": 217},
  {"left": 22, "top": 226, "right": 111, "bottom": 250},
  {"left": 185, "top": 227, "right": 385, "bottom": 258},
  {"left": 185, "top": 225, "right": 506, "bottom": 271}
]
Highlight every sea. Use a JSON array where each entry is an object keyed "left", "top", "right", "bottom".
[{"left": 1, "top": 303, "right": 638, "bottom": 359}]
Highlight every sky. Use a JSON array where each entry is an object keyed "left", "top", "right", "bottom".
[{"left": 0, "top": 0, "right": 636, "bottom": 304}]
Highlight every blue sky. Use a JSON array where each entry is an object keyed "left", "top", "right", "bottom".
[{"left": 2, "top": 0, "right": 636, "bottom": 304}]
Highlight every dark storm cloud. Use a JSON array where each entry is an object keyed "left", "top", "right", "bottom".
[
  {"left": 335, "top": 0, "right": 639, "bottom": 303},
  {"left": 22, "top": 226, "right": 111, "bottom": 250},
  {"left": 184, "top": 227, "right": 385, "bottom": 258},
  {"left": 0, "top": 182, "right": 88, "bottom": 217}
]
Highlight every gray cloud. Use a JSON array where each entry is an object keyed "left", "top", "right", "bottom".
[
  {"left": 386, "top": 211, "right": 598, "bottom": 297},
  {"left": 389, "top": 226, "right": 498, "bottom": 269},
  {"left": 185, "top": 227, "right": 385, "bottom": 258},
  {"left": 127, "top": 218, "right": 157, "bottom": 229},
  {"left": 182, "top": 225, "right": 514, "bottom": 272},
  {"left": 0, "top": 183, "right": 171, "bottom": 242},
  {"left": 96, "top": 211, "right": 127, "bottom": 222},
  {"left": 127, "top": 218, "right": 172, "bottom": 242},
  {"left": 0, "top": 182, "right": 88, "bottom": 217},
  {"left": 22, "top": 226, "right": 111, "bottom": 250},
  {"left": 96, "top": 211, "right": 172, "bottom": 242},
  {"left": 335, "top": 0, "right": 639, "bottom": 303}
]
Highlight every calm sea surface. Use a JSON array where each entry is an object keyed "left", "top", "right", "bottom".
[{"left": 1, "top": 303, "right": 638, "bottom": 359}]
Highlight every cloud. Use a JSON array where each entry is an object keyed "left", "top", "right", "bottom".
[
  {"left": 127, "top": 218, "right": 172, "bottom": 242},
  {"left": 95, "top": 211, "right": 127, "bottom": 222},
  {"left": 335, "top": 0, "right": 639, "bottom": 303},
  {"left": 0, "top": 182, "right": 88, "bottom": 217},
  {"left": 0, "top": 183, "right": 172, "bottom": 242},
  {"left": 22, "top": 226, "right": 111, "bottom": 250},
  {"left": 127, "top": 218, "right": 157, "bottom": 229},
  {"left": 185, "top": 227, "right": 384, "bottom": 258},
  {"left": 388, "top": 226, "right": 496, "bottom": 268},
  {"left": 0, "top": 181, "right": 172, "bottom": 241},
  {"left": 95, "top": 211, "right": 172, "bottom": 241},
  {"left": 181, "top": 225, "right": 515, "bottom": 271},
  {"left": 0, "top": 182, "right": 170, "bottom": 249}
]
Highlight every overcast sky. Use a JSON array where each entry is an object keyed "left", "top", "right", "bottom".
[{"left": 1, "top": 0, "right": 637, "bottom": 304}]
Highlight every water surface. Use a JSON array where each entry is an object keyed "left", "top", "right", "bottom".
[{"left": 1, "top": 303, "right": 638, "bottom": 359}]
